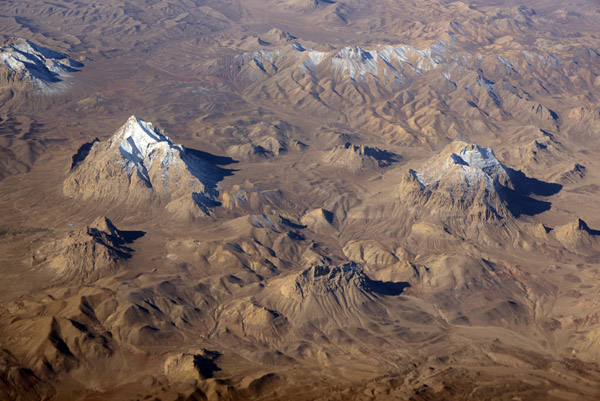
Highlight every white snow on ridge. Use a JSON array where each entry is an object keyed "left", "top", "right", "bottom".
[
  {"left": 332, "top": 46, "right": 380, "bottom": 79},
  {"left": 66, "top": 116, "right": 223, "bottom": 214},
  {"left": 302, "top": 50, "right": 328, "bottom": 71},
  {"left": 237, "top": 39, "right": 568, "bottom": 90},
  {"left": 114, "top": 116, "right": 180, "bottom": 159},
  {"left": 110, "top": 116, "right": 185, "bottom": 186},
  {"left": 233, "top": 49, "right": 281, "bottom": 74},
  {"left": 449, "top": 144, "right": 510, "bottom": 189},
  {"left": 455, "top": 145, "right": 507, "bottom": 177},
  {"left": 108, "top": 116, "right": 222, "bottom": 201},
  {"left": 416, "top": 142, "right": 512, "bottom": 192},
  {"left": 0, "top": 38, "right": 82, "bottom": 92},
  {"left": 324, "top": 43, "right": 448, "bottom": 80},
  {"left": 240, "top": 40, "right": 455, "bottom": 83},
  {"left": 497, "top": 56, "right": 518, "bottom": 75},
  {"left": 521, "top": 50, "right": 564, "bottom": 73}
]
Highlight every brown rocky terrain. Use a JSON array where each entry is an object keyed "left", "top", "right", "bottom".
[{"left": 1, "top": 0, "right": 600, "bottom": 400}]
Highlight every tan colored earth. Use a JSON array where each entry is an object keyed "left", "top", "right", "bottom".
[{"left": 1, "top": 1, "right": 600, "bottom": 400}]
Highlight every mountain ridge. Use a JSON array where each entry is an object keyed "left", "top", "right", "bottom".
[{"left": 64, "top": 116, "right": 232, "bottom": 217}]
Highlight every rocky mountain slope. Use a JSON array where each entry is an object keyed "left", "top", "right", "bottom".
[
  {"left": 397, "top": 140, "right": 561, "bottom": 221},
  {"left": 32, "top": 217, "right": 143, "bottom": 284},
  {"left": 0, "top": 37, "right": 82, "bottom": 92},
  {"left": 64, "top": 116, "right": 229, "bottom": 217},
  {"left": 1, "top": 0, "right": 600, "bottom": 400}
]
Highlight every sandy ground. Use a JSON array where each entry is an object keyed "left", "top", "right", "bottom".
[{"left": 1, "top": 1, "right": 600, "bottom": 400}]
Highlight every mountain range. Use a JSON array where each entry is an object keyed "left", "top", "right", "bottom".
[{"left": 1, "top": 1, "right": 600, "bottom": 400}]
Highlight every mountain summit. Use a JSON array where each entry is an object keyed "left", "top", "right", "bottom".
[
  {"left": 415, "top": 141, "right": 514, "bottom": 190},
  {"left": 64, "top": 116, "right": 225, "bottom": 216},
  {"left": 398, "top": 140, "right": 558, "bottom": 221},
  {"left": 0, "top": 38, "right": 82, "bottom": 92}
]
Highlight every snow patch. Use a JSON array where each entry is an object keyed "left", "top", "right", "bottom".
[
  {"left": 110, "top": 116, "right": 184, "bottom": 186},
  {"left": 0, "top": 38, "right": 82, "bottom": 92},
  {"left": 418, "top": 141, "right": 511, "bottom": 191}
]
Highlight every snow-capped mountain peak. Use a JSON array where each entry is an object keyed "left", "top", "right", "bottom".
[
  {"left": 113, "top": 116, "right": 177, "bottom": 153},
  {"left": 399, "top": 139, "right": 560, "bottom": 221},
  {"left": 232, "top": 41, "right": 453, "bottom": 84},
  {"left": 416, "top": 141, "right": 512, "bottom": 190},
  {"left": 0, "top": 38, "right": 82, "bottom": 92},
  {"left": 108, "top": 116, "right": 184, "bottom": 187},
  {"left": 65, "top": 116, "right": 225, "bottom": 216}
]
